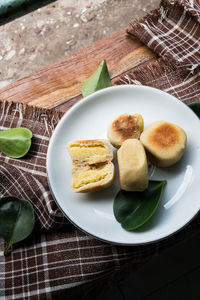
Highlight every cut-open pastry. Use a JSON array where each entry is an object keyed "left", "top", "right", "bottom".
[
  {"left": 67, "top": 139, "right": 113, "bottom": 164},
  {"left": 107, "top": 113, "right": 144, "bottom": 148},
  {"left": 67, "top": 139, "right": 114, "bottom": 192},
  {"left": 140, "top": 121, "right": 187, "bottom": 167},
  {"left": 71, "top": 162, "right": 115, "bottom": 193},
  {"left": 117, "top": 139, "right": 148, "bottom": 192}
]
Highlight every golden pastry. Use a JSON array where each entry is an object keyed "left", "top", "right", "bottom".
[
  {"left": 67, "top": 139, "right": 114, "bottom": 192},
  {"left": 117, "top": 139, "right": 148, "bottom": 192},
  {"left": 140, "top": 121, "right": 187, "bottom": 167},
  {"left": 107, "top": 113, "right": 144, "bottom": 148},
  {"left": 67, "top": 139, "right": 113, "bottom": 165},
  {"left": 71, "top": 162, "right": 115, "bottom": 193}
]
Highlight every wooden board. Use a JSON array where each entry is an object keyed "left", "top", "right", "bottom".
[{"left": 0, "top": 28, "right": 156, "bottom": 112}]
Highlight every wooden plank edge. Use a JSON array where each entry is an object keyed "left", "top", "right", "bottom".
[{"left": 55, "top": 57, "right": 158, "bottom": 113}]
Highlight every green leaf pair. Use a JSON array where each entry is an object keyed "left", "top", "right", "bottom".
[
  {"left": 114, "top": 181, "right": 166, "bottom": 231},
  {"left": 0, "top": 128, "right": 34, "bottom": 254},
  {"left": 0, "top": 197, "right": 35, "bottom": 255},
  {"left": 82, "top": 60, "right": 111, "bottom": 97},
  {"left": 0, "top": 127, "right": 32, "bottom": 158}
]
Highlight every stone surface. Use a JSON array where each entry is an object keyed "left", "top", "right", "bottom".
[{"left": 0, "top": 0, "right": 160, "bottom": 86}]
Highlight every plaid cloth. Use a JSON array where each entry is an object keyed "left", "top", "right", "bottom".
[
  {"left": 0, "top": 0, "right": 200, "bottom": 298},
  {"left": 128, "top": 0, "right": 200, "bottom": 73}
]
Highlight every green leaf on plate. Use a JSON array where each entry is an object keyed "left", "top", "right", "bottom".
[
  {"left": 188, "top": 102, "right": 200, "bottom": 118},
  {"left": 82, "top": 59, "right": 111, "bottom": 97},
  {"left": 114, "top": 180, "right": 166, "bottom": 231},
  {"left": 0, "top": 196, "right": 35, "bottom": 255},
  {"left": 0, "top": 127, "right": 32, "bottom": 158}
]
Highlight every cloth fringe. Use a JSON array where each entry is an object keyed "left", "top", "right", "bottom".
[
  {"left": 127, "top": 0, "right": 200, "bottom": 74},
  {"left": 0, "top": 100, "right": 64, "bottom": 129}
]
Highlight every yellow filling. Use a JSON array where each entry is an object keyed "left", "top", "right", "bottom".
[
  {"left": 68, "top": 146, "right": 106, "bottom": 159},
  {"left": 72, "top": 168, "right": 108, "bottom": 189},
  {"left": 136, "top": 114, "right": 144, "bottom": 133}
]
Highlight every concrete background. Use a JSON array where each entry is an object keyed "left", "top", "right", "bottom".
[{"left": 0, "top": 0, "right": 160, "bottom": 88}]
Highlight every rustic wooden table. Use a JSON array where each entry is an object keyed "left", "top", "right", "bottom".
[{"left": 0, "top": 28, "right": 156, "bottom": 112}]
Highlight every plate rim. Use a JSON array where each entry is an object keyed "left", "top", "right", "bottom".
[{"left": 47, "top": 85, "right": 200, "bottom": 245}]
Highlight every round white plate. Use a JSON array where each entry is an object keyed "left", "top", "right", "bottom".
[{"left": 47, "top": 85, "right": 200, "bottom": 245}]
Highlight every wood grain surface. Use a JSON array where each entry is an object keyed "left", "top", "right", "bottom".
[{"left": 0, "top": 28, "right": 156, "bottom": 112}]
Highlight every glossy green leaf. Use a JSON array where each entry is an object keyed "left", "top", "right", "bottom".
[
  {"left": 0, "top": 196, "right": 35, "bottom": 255},
  {"left": 114, "top": 180, "right": 166, "bottom": 231},
  {"left": 188, "top": 102, "right": 200, "bottom": 118},
  {"left": 82, "top": 59, "right": 111, "bottom": 97},
  {"left": 0, "top": 127, "right": 32, "bottom": 158}
]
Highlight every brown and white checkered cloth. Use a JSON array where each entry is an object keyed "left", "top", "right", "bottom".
[
  {"left": 0, "top": 0, "right": 200, "bottom": 299},
  {"left": 123, "top": 0, "right": 200, "bottom": 104}
]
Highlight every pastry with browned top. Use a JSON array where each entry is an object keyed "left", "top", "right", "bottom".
[
  {"left": 140, "top": 121, "right": 187, "bottom": 167},
  {"left": 107, "top": 113, "right": 144, "bottom": 148}
]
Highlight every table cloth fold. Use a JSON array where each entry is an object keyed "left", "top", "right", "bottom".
[
  {"left": 127, "top": 0, "right": 200, "bottom": 74},
  {"left": 0, "top": 0, "right": 200, "bottom": 299}
]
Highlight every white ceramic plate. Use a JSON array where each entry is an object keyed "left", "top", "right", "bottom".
[{"left": 47, "top": 85, "right": 200, "bottom": 245}]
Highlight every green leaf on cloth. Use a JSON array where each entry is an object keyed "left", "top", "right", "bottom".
[
  {"left": 0, "top": 196, "right": 35, "bottom": 255},
  {"left": 114, "top": 181, "right": 166, "bottom": 231},
  {"left": 0, "top": 127, "right": 32, "bottom": 158},
  {"left": 188, "top": 102, "right": 200, "bottom": 118},
  {"left": 82, "top": 60, "right": 111, "bottom": 97}
]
